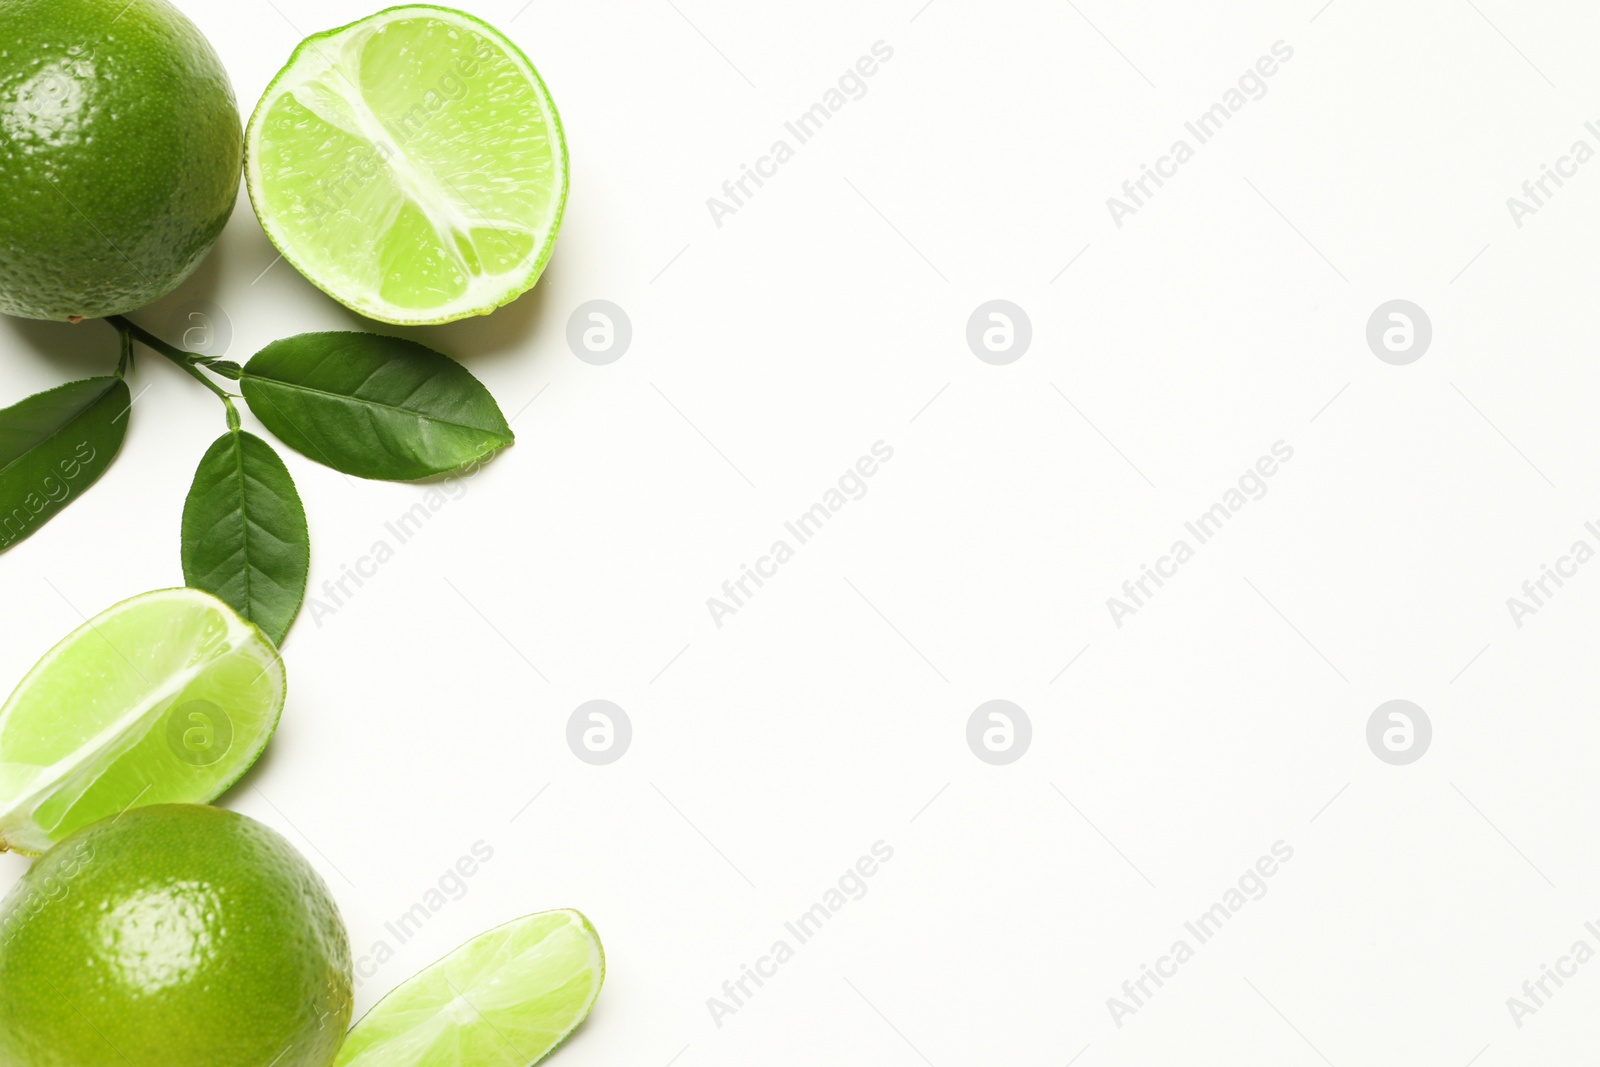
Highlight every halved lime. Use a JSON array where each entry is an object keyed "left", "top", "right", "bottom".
[
  {"left": 336, "top": 909, "right": 605, "bottom": 1067},
  {"left": 245, "top": 5, "right": 568, "bottom": 325},
  {"left": 0, "top": 588, "right": 285, "bottom": 855}
]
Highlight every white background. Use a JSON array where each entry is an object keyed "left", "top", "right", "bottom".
[{"left": 4, "top": 0, "right": 1600, "bottom": 1063}]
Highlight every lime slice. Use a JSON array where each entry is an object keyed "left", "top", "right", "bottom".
[
  {"left": 0, "top": 588, "right": 285, "bottom": 855},
  {"left": 336, "top": 910, "right": 604, "bottom": 1067},
  {"left": 245, "top": 5, "right": 568, "bottom": 326}
]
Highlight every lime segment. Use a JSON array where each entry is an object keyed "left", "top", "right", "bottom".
[
  {"left": 336, "top": 909, "right": 605, "bottom": 1067},
  {"left": 245, "top": 5, "right": 568, "bottom": 325},
  {"left": 0, "top": 588, "right": 285, "bottom": 855}
]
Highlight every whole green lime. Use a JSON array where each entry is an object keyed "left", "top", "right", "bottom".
[
  {"left": 0, "top": 0, "right": 242, "bottom": 320},
  {"left": 0, "top": 804, "right": 353, "bottom": 1067}
]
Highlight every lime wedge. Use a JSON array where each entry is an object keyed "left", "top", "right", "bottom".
[
  {"left": 336, "top": 910, "right": 604, "bottom": 1067},
  {"left": 0, "top": 588, "right": 285, "bottom": 855},
  {"left": 245, "top": 5, "right": 568, "bottom": 325}
]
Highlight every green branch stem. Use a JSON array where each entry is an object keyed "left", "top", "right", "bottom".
[
  {"left": 105, "top": 315, "right": 236, "bottom": 403},
  {"left": 113, "top": 324, "right": 133, "bottom": 379}
]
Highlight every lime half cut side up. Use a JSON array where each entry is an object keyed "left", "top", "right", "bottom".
[
  {"left": 336, "top": 909, "right": 604, "bottom": 1067},
  {"left": 245, "top": 4, "right": 569, "bottom": 325},
  {"left": 0, "top": 588, "right": 285, "bottom": 855}
]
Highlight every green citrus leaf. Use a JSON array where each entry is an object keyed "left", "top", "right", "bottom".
[
  {"left": 181, "top": 429, "right": 310, "bottom": 646},
  {"left": 0, "top": 377, "right": 130, "bottom": 555},
  {"left": 239, "top": 332, "right": 513, "bottom": 481}
]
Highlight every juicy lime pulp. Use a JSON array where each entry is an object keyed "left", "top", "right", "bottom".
[
  {"left": 245, "top": 4, "right": 568, "bottom": 326},
  {"left": 0, "top": 0, "right": 241, "bottom": 320},
  {"left": 0, "top": 804, "right": 352, "bottom": 1067},
  {"left": 336, "top": 909, "right": 604, "bottom": 1066},
  {"left": 0, "top": 588, "right": 285, "bottom": 855}
]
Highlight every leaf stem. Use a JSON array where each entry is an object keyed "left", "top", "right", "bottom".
[
  {"left": 113, "top": 323, "right": 133, "bottom": 379},
  {"left": 162, "top": 349, "right": 235, "bottom": 403},
  {"left": 105, "top": 315, "right": 236, "bottom": 403}
]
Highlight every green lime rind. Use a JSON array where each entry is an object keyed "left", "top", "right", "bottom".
[
  {"left": 0, "top": 0, "right": 241, "bottom": 320},
  {"left": 0, "top": 588, "right": 286, "bottom": 855},
  {"left": 0, "top": 804, "right": 353, "bottom": 1067},
  {"left": 244, "top": 4, "right": 569, "bottom": 326},
  {"left": 335, "top": 909, "right": 605, "bottom": 1067}
]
